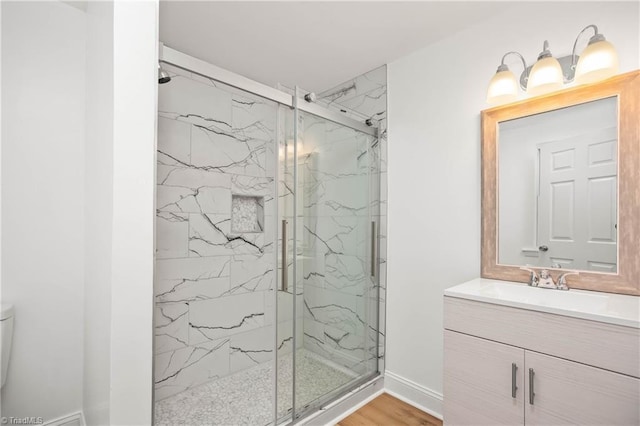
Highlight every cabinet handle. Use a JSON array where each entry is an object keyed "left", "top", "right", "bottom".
[
  {"left": 529, "top": 368, "right": 535, "bottom": 405},
  {"left": 511, "top": 363, "right": 518, "bottom": 398}
]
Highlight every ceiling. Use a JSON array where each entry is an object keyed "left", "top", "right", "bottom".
[{"left": 159, "top": 1, "right": 509, "bottom": 93}]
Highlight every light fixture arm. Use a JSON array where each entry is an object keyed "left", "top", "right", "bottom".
[
  {"left": 538, "top": 40, "right": 552, "bottom": 59},
  {"left": 571, "top": 24, "right": 599, "bottom": 69},
  {"left": 500, "top": 51, "right": 529, "bottom": 90}
]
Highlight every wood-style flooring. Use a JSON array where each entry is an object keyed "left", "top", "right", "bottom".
[{"left": 336, "top": 393, "right": 443, "bottom": 426}]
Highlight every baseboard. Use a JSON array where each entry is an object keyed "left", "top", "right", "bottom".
[
  {"left": 384, "top": 370, "right": 443, "bottom": 420},
  {"left": 44, "top": 412, "right": 84, "bottom": 426}
]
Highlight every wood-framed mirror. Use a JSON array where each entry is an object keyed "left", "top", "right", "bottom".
[{"left": 481, "top": 70, "right": 640, "bottom": 296}]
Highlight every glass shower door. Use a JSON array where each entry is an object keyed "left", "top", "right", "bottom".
[
  {"left": 277, "top": 98, "right": 379, "bottom": 421},
  {"left": 292, "top": 108, "right": 380, "bottom": 421},
  {"left": 154, "top": 62, "right": 282, "bottom": 426},
  {"left": 275, "top": 90, "right": 380, "bottom": 424}
]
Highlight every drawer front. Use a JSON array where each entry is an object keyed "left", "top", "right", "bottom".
[
  {"left": 525, "top": 351, "right": 640, "bottom": 425},
  {"left": 444, "top": 297, "right": 640, "bottom": 378},
  {"left": 444, "top": 330, "right": 525, "bottom": 426}
]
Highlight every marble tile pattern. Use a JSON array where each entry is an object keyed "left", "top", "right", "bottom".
[
  {"left": 155, "top": 64, "right": 278, "bottom": 401},
  {"left": 301, "top": 65, "right": 387, "bottom": 374}
]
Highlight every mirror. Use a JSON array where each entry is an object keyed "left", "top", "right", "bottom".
[
  {"left": 498, "top": 97, "right": 618, "bottom": 273},
  {"left": 481, "top": 70, "right": 640, "bottom": 295}
]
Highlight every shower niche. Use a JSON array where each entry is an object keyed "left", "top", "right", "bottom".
[
  {"left": 154, "top": 47, "right": 386, "bottom": 425},
  {"left": 231, "top": 195, "right": 265, "bottom": 233}
]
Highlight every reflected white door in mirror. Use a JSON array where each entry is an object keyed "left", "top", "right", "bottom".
[{"left": 498, "top": 97, "right": 618, "bottom": 273}]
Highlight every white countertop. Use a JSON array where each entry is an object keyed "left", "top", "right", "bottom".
[{"left": 444, "top": 278, "right": 640, "bottom": 329}]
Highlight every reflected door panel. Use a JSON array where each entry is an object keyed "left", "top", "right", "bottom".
[{"left": 538, "top": 126, "right": 617, "bottom": 271}]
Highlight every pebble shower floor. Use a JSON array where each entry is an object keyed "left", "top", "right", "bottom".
[{"left": 154, "top": 349, "right": 356, "bottom": 425}]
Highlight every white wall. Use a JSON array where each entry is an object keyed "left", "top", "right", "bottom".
[
  {"left": 83, "top": 2, "right": 114, "bottom": 424},
  {"left": 2, "top": 2, "right": 159, "bottom": 423},
  {"left": 1, "top": 1, "right": 86, "bottom": 420},
  {"left": 110, "top": 1, "right": 157, "bottom": 424},
  {"left": 386, "top": 1, "right": 639, "bottom": 416}
]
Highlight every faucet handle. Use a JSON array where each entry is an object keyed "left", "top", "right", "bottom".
[
  {"left": 557, "top": 271, "right": 579, "bottom": 290},
  {"left": 520, "top": 267, "right": 540, "bottom": 287}
]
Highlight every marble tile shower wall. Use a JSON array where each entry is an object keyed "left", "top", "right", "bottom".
[
  {"left": 154, "top": 64, "right": 277, "bottom": 401},
  {"left": 304, "top": 65, "right": 388, "bottom": 373}
]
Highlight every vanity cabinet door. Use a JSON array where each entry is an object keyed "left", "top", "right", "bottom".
[
  {"left": 525, "top": 351, "right": 640, "bottom": 425},
  {"left": 444, "top": 330, "right": 525, "bottom": 425}
]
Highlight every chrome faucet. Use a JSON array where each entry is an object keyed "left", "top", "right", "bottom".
[
  {"left": 521, "top": 267, "right": 539, "bottom": 287},
  {"left": 520, "top": 268, "right": 578, "bottom": 290},
  {"left": 557, "top": 271, "right": 579, "bottom": 290}
]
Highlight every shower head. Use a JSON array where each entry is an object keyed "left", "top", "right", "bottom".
[{"left": 158, "top": 64, "right": 171, "bottom": 84}]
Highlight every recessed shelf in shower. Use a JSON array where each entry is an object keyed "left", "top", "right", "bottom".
[{"left": 231, "top": 194, "right": 264, "bottom": 233}]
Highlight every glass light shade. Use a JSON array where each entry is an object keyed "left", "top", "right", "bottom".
[
  {"left": 527, "top": 56, "right": 564, "bottom": 97},
  {"left": 575, "top": 40, "right": 619, "bottom": 85},
  {"left": 486, "top": 69, "right": 518, "bottom": 105}
]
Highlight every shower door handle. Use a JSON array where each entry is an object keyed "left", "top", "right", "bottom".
[
  {"left": 371, "top": 221, "right": 377, "bottom": 278},
  {"left": 281, "top": 219, "right": 288, "bottom": 292}
]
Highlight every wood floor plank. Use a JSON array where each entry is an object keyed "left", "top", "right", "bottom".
[
  {"left": 337, "top": 411, "right": 375, "bottom": 426},
  {"left": 382, "top": 397, "right": 434, "bottom": 425},
  {"left": 336, "top": 393, "right": 442, "bottom": 426}
]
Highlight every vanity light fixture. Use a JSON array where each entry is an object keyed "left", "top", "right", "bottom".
[{"left": 486, "top": 24, "right": 619, "bottom": 105}]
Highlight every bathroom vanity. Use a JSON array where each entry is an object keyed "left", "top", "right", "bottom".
[{"left": 443, "top": 278, "right": 640, "bottom": 425}]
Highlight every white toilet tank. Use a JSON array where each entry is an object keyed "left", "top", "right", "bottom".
[{"left": 1, "top": 303, "right": 14, "bottom": 388}]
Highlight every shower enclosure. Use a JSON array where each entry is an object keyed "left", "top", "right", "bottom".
[{"left": 154, "top": 46, "right": 382, "bottom": 425}]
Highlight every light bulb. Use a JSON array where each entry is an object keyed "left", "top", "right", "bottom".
[
  {"left": 575, "top": 38, "right": 619, "bottom": 85},
  {"left": 527, "top": 56, "right": 564, "bottom": 97},
  {"left": 486, "top": 68, "right": 519, "bottom": 105}
]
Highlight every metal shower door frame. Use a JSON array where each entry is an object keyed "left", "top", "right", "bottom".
[{"left": 159, "top": 44, "right": 378, "bottom": 138}]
